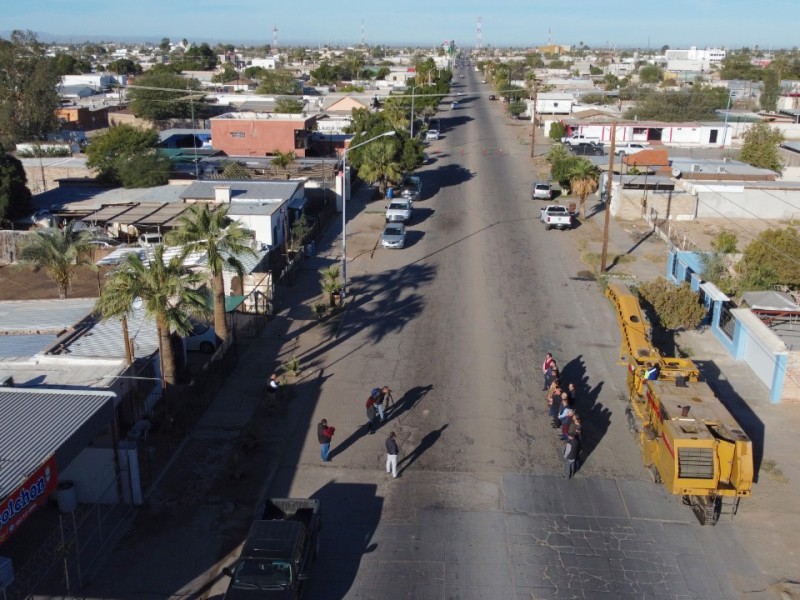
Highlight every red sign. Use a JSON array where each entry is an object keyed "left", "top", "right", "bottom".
[{"left": 0, "top": 456, "right": 58, "bottom": 544}]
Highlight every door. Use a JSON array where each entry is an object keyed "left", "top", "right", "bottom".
[{"left": 709, "top": 130, "right": 718, "bottom": 144}]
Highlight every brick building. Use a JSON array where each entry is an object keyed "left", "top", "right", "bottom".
[{"left": 210, "top": 112, "right": 318, "bottom": 157}]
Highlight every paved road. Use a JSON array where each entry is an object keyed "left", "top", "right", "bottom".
[{"left": 266, "top": 70, "right": 775, "bottom": 599}]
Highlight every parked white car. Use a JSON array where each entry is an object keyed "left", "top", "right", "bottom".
[
  {"left": 138, "top": 232, "right": 164, "bottom": 247},
  {"left": 385, "top": 199, "right": 413, "bottom": 224},
  {"left": 185, "top": 322, "right": 218, "bottom": 353},
  {"left": 425, "top": 129, "right": 440, "bottom": 141}
]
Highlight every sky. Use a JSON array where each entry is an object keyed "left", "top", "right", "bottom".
[{"left": 2, "top": 0, "right": 796, "bottom": 50}]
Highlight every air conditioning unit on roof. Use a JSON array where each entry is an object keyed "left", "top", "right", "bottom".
[{"left": 690, "top": 164, "right": 701, "bottom": 173}]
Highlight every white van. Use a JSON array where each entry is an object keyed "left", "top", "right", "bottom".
[{"left": 138, "top": 232, "right": 164, "bottom": 247}]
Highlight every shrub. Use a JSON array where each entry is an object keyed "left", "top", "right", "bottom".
[
  {"left": 711, "top": 230, "right": 738, "bottom": 253},
  {"left": 637, "top": 277, "right": 706, "bottom": 330}
]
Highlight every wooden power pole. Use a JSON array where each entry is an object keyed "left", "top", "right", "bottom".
[
  {"left": 600, "top": 123, "right": 618, "bottom": 273},
  {"left": 530, "top": 78, "right": 539, "bottom": 158}
]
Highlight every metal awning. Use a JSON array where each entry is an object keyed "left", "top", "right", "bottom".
[
  {"left": 81, "top": 204, "right": 137, "bottom": 223},
  {"left": 114, "top": 203, "right": 169, "bottom": 226},
  {"left": 135, "top": 203, "right": 191, "bottom": 226}
]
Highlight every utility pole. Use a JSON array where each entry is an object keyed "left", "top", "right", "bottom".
[
  {"left": 529, "top": 77, "right": 539, "bottom": 159},
  {"left": 600, "top": 123, "right": 617, "bottom": 273}
]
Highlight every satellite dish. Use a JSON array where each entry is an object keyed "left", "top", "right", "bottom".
[{"left": 671, "top": 168, "right": 682, "bottom": 179}]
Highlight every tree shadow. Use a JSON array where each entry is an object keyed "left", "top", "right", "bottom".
[
  {"left": 694, "top": 359, "right": 765, "bottom": 481},
  {"left": 398, "top": 424, "right": 449, "bottom": 475},
  {"left": 424, "top": 163, "right": 474, "bottom": 196},
  {"left": 559, "top": 354, "right": 610, "bottom": 467}
]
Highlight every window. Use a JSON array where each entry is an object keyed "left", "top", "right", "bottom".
[
  {"left": 231, "top": 131, "right": 245, "bottom": 138},
  {"left": 719, "top": 304, "right": 735, "bottom": 340}
]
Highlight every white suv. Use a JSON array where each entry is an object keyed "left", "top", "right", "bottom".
[{"left": 385, "top": 199, "right": 413, "bottom": 224}]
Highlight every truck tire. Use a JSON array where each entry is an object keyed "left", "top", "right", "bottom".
[{"left": 545, "top": 223, "right": 551, "bottom": 231}]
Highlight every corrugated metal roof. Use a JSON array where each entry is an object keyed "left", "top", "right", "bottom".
[
  {"left": 0, "top": 388, "right": 115, "bottom": 497},
  {"left": 81, "top": 204, "right": 138, "bottom": 223},
  {"left": 0, "top": 299, "right": 95, "bottom": 334},
  {"left": 60, "top": 308, "right": 160, "bottom": 359},
  {"left": 114, "top": 203, "right": 170, "bottom": 226},
  {"left": 0, "top": 334, "right": 58, "bottom": 358},
  {"left": 136, "top": 203, "right": 191, "bottom": 226},
  {"left": 179, "top": 180, "right": 302, "bottom": 201}
]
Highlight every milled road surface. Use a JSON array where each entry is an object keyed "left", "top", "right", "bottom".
[{"left": 270, "top": 70, "right": 773, "bottom": 599}]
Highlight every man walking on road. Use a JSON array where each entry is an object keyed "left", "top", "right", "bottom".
[
  {"left": 542, "top": 353, "right": 555, "bottom": 391},
  {"left": 318, "top": 419, "right": 334, "bottom": 462},
  {"left": 563, "top": 434, "right": 578, "bottom": 479},
  {"left": 386, "top": 431, "right": 399, "bottom": 478}
]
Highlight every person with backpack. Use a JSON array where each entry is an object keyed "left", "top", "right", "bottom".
[
  {"left": 371, "top": 387, "right": 385, "bottom": 422},
  {"left": 366, "top": 396, "right": 378, "bottom": 434}
]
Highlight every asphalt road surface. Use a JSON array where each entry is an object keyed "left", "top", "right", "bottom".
[{"left": 276, "top": 69, "right": 774, "bottom": 599}]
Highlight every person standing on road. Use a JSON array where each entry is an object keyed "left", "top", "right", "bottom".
[
  {"left": 371, "top": 387, "right": 386, "bottom": 422},
  {"left": 366, "top": 396, "right": 378, "bottom": 434},
  {"left": 566, "top": 382, "right": 577, "bottom": 408},
  {"left": 542, "top": 353, "right": 555, "bottom": 391},
  {"left": 385, "top": 431, "right": 399, "bottom": 478},
  {"left": 564, "top": 434, "right": 578, "bottom": 479},
  {"left": 318, "top": 419, "right": 334, "bottom": 462}
]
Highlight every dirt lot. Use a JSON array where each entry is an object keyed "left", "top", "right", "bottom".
[{"left": 0, "top": 264, "right": 112, "bottom": 301}]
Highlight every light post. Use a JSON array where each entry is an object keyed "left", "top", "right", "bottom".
[
  {"left": 340, "top": 130, "right": 397, "bottom": 300},
  {"left": 409, "top": 86, "right": 417, "bottom": 139}
]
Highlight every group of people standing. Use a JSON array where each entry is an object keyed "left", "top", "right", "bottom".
[
  {"left": 316, "top": 386, "right": 400, "bottom": 477},
  {"left": 542, "top": 353, "right": 583, "bottom": 479}
]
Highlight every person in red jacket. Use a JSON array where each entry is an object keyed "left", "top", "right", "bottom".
[{"left": 318, "top": 419, "right": 334, "bottom": 462}]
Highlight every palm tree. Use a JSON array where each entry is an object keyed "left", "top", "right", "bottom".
[
  {"left": 271, "top": 150, "right": 296, "bottom": 178},
  {"left": 94, "top": 245, "right": 209, "bottom": 386},
  {"left": 356, "top": 139, "right": 403, "bottom": 196},
  {"left": 319, "top": 265, "right": 342, "bottom": 307},
  {"left": 569, "top": 159, "right": 600, "bottom": 218},
  {"left": 18, "top": 221, "right": 93, "bottom": 299},
  {"left": 166, "top": 203, "right": 255, "bottom": 341}
]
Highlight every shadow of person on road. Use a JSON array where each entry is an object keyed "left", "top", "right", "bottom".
[
  {"left": 327, "top": 423, "right": 371, "bottom": 461},
  {"left": 397, "top": 424, "right": 449, "bottom": 476},
  {"left": 384, "top": 384, "right": 433, "bottom": 422}
]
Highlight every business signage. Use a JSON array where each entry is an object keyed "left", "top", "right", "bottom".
[{"left": 0, "top": 457, "right": 57, "bottom": 545}]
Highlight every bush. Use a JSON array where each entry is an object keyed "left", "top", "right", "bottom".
[
  {"left": 637, "top": 277, "right": 706, "bottom": 330},
  {"left": 711, "top": 230, "right": 738, "bottom": 253}
]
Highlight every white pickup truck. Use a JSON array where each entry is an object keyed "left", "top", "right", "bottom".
[
  {"left": 540, "top": 205, "right": 572, "bottom": 231},
  {"left": 615, "top": 142, "right": 649, "bottom": 156}
]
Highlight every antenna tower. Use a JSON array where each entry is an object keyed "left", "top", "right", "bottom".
[
  {"left": 476, "top": 16, "right": 482, "bottom": 50},
  {"left": 272, "top": 26, "right": 279, "bottom": 52},
  {"left": 361, "top": 19, "right": 365, "bottom": 46}
]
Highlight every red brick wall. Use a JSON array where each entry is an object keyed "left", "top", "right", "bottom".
[{"left": 211, "top": 116, "right": 315, "bottom": 157}]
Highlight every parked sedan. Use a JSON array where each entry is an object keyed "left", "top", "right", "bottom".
[{"left": 381, "top": 223, "right": 407, "bottom": 249}]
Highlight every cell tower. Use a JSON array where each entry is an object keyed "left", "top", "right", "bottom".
[
  {"left": 272, "top": 26, "right": 279, "bottom": 52},
  {"left": 361, "top": 19, "right": 365, "bottom": 46},
  {"left": 476, "top": 16, "right": 482, "bottom": 51}
]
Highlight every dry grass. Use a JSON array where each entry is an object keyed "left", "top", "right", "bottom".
[
  {"left": 581, "top": 251, "right": 635, "bottom": 269},
  {"left": 762, "top": 458, "right": 789, "bottom": 484}
]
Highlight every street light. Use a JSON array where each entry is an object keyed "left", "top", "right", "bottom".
[{"left": 340, "top": 130, "right": 397, "bottom": 300}]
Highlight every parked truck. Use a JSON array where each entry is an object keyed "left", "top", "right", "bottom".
[
  {"left": 223, "top": 498, "right": 322, "bottom": 599},
  {"left": 615, "top": 142, "right": 649, "bottom": 156},
  {"left": 540, "top": 205, "right": 572, "bottom": 230}
]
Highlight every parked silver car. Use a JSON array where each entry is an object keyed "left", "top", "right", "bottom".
[{"left": 381, "top": 223, "right": 407, "bottom": 249}]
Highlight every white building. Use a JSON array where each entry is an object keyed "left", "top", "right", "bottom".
[
  {"left": 61, "top": 73, "right": 125, "bottom": 88},
  {"left": 250, "top": 56, "right": 281, "bottom": 70},
  {"left": 666, "top": 46, "right": 726, "bottom": 73}
]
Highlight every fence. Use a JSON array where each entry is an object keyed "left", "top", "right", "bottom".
[{"left": 645, "top": 207, "right": 702, "bottom": 252}]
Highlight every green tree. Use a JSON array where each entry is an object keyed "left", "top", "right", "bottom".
[
  {"left": 119, "top": 153, "right": 172, "bottom": 188},
  {"left": 244, "top": 66, "right": 267, "bottom": 79},
  {"left": 220, "top": 161, "right": 251, "bottom": 179},
  {"left": 53, "top": 53, "right": 92, "bottom": 75},
  {"left": 719, "top": 52, "right": 760, "bottom": 80},
  {"left": 547, "top": 144, "right": 582, "bottom": 190},
  {"left": 0, "top": 31, "right": 61, "bottom": 146},
  {"left": 739, "top": 121, "right": 784, "bottom": 173},
  {"left": 85, "top": 124, "right": 160, "bottom": 184},
  {"left": 0, "top": 153, "right": 32, "bottom": 224},
  {"left": 548, "top": 122, "right": 566, "bottom": 141},
  {"left": 255, "top": 70, "right": 302, "bottom": 95},
  {"left": 18, "top": 222, "right": 93, "bottom": 299},
  {"left": 569, "top": 159, "right": 600, "bottom": 217},
  {"left": 711, "top": 230, "right": 738, "bottom": 253},
  {"left": 508, "top": 100, "right": 526, "bottom": 119},
  {"left": 375, "top": 66, "right": 390, "bottom": 80},
  {"left": 738, "top": 227, "right": 800, "bottom": 289},
  {"left": 760, "top": 69, "right": 780, "bottom": 112},
  {"left": 106, "top": 58, "right": 142, "bottom": 76},
  {"left": 310, "top": 61, "right": 341, "bottom": 85},
  {"left": 638, "top": 65, "right": 663, "bottom": 84},
  {"left": 355, "top": 138, "right": 402, "bottom": 196},
  {"left": 166, "top": 204, "right": 254, "bottom": 341},
  {"left": 638, "top": 278, "right": 706, "bottom": 330},
  {"left": 271, "top": 150, "right": 296, "bottom": 175},
  {"left": 624, "top": 86, "right": 728, "bottom": 122},
  {"left": 211, "top": 63, "right": 239, "bottom": 83},
  {"left": 175, "top": 42, "right": 217, "bottom": 70},
  {"left": 275, "top": 98, "right": 304, "bottom": 113},
  {"left": 159, "top": 37, "right": 171, "bottom": 53},
  {"left": 95, "top": 245, "right": 209, "bottom": 385},
  {"left": 128, "top": 70, "right": 204, "bottom": 122},
  {"left": 589, "top": 65, "right": 603, "bottom": 76}
]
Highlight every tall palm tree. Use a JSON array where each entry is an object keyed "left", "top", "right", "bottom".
[
  {"left": 18, "top": 221, "right": 93, "bottom": 299},
  {"left": 356, "top": 139, "right": 403, "bottom": 196},
  {"left": 166, "top": 203, "right": 256, "bottom": 341},
  {"left": 569, "top": 159, "right": 600, "bottom": 218},
  {"left": 94, "top": 245, "right": 209, "bottom": 386}
]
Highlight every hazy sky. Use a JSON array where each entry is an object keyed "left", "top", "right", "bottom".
[{"left": 4, "top": 0, "right": 794, "bottom": 49}]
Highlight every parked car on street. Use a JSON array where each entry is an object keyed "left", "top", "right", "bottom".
[
  {"left": 385, "top": 199, "right": 413, "bottom": 223},
  {"left": 540, "top": 205, "right": 572, "bottom": 231},
  {"left": 138, "top": 232, "right": 164, "bottom": 247},
  {"left": 450, "top": 101, "right": 459, "bottom": 109},
  {"left": 615, "top": 142, "right": 650, "bottom": 156},
  {"left": 400, "top": 176, "right": 422, "bottom": 200},
  {"left": 425, "top": 129, "right": 440, "bottom": 141},
  {"left": 531, "top": 182, "right": 552, "bottom": 200},
  {"left": 488, "top": 94, "right": 496, "bottom": 100},
  {"left": 381, "top": 223, "right": 407, "bottom": 249},
  {"left": 570, "top": 142, "right": 604, "bottom": 156}
]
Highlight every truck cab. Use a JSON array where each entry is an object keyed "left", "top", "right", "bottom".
[{"left": 223, "top": 499, "right": 321, "bottom": 599}]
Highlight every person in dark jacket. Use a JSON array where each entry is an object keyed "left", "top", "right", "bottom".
[
  {"left": 385, "top": 431, "right": 399, "bottom": 477},
  {"left": 366, "top": 396, "right": 378, "bottom": 434},
  {"left": 318, "top": 419, "right": 334, "bottom": 462}
]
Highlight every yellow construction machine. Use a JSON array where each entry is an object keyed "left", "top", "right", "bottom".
[{"left": 606, "top": 282, "right": 753, "bottom": 525}]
